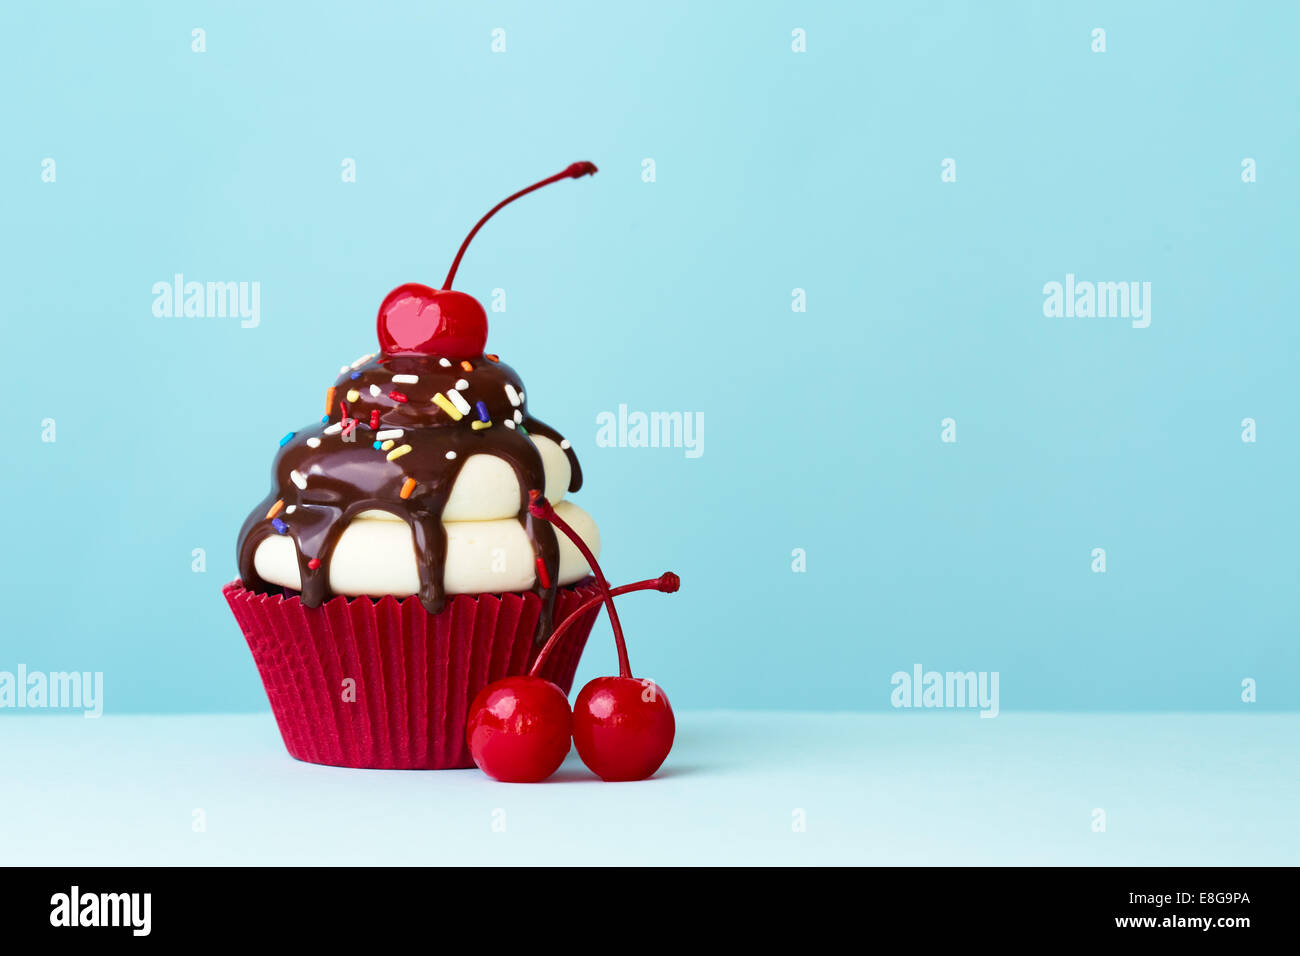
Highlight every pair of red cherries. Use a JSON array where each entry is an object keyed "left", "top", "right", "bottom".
[
  {"left": 466, "top": 493, "right": 678, "bottom": 782},
  {"left": 374, "top": 162, "right": 676, "bottom": 781}
]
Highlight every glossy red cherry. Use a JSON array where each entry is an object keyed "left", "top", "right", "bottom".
[
  {"left": 377, "top": 284, "right": 487, "bottom": 359},
  {"left": 572, "top": 676, "right": 675, "bottom": 782},
  {"left": 376, "top": 162, "right": 597, "bottom": 360},
  {"left": 528, "top": 490, "right": 680, "bottom": 782},
  {"left": 466, "top": 675, "right": 572, "bottom": 783}
]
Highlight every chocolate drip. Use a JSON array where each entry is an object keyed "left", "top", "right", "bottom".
[{"left": 236, "top": 353, "right": 582, "bottom": 637}]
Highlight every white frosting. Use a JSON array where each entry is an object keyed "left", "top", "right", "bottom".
[
  {"left": 253, "top": 499, "right": 600, "bottom": 598},
  {"left": 440, "top": 433, "right": 571, "bottom": 521}
]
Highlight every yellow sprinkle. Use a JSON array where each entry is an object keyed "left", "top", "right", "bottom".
[
  {"left": 460, "top": 360, "right": 473, "bottom": 372},
  {"left": 381, "top": 439, "right": 395, "bottom": 451},
  {"left": 471, "top": 420, "right": 492, "bottom": 430},
  {"left": 266, "top": 499, "right": 284, "bottom": 519},
  {"left": 386, "top": 443, "right": 412, "bottom": 461},
  {"left": 399, "top": 477, "right": 417, "bottom": 499},
  {"left": 431, "top": 392, "right": 463, "bottom": 420},
  {"left": 346, "top": 388, "right": 360, "bottom": 403},
  {"left": 324, "top": 386, "right": 335, "bottom": 414}
]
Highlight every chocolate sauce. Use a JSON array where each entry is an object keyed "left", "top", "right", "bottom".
[{"left": 236, "top": 351, "right": 583, "bottom": 637}]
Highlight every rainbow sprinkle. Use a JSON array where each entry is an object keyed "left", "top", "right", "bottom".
[
  {"left": 346, "top": 389, "right": 360, "bottom": 403},
  {"left": 460, "top": 360, "right": 473, "bottom": 372},
  {"left": 399, "top": 477, "right": 417, "bottom": 499},
  {"left": 279, "top": 432, "right": 295, "bottom": 446},
  {"left": 350, "top": 371, "right": 361, "bottom": 380},
  {"left": 392, "top": 374, "right": 419, "bottom": 384},
  {"left": 386, "top": 444, "right": 412, "bottom": 462},
  {"left": 471, "top": 420, "right": 492, "bottom": 431},
  {"left": 266, "top": 499, "right": 284, "bottom": 519},
  {"left": 485, "top": 353, "right": 499, "bottom": 363},
  {"left": 271, "top": 517, "right": 288, "bottom": 534},
  {"left": 504, "top": 384, "right": 521, "bottom": 406},
  {"left": 389, "top": 390, "right": 408, "bottom": 403},
  {"left": 534, "top": 556, "right": 552, "bottom": 589},
  {"left": 432, "top": 392, "right": 463, "bottom": 420},
  {"left": 325, "top": 386, "right": 336, "bottom": 414},
  {"left": 375, "top": 429, "right": 404, "bottom": 440},
  {"left": 380, "top": 439, "right": 395, "bottom": 451},
  {"left": 290, "top": 470, "right": 307, "bottom": 490},
  {"left": 308, "top": 557, "right": 321, "bottom": 570},
  {"left": 447, "top": 389, "right": 471, "bottom": 415},
  {"left": 476, "top": 400, "right": 489, "bottom": 422}
]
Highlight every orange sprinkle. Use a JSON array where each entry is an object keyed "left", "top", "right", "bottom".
[
  {"left": 325, "top": 386, "right": 336, "bottom": 415},
  {"left": 266, "top": 499, "right": 284, "bottom": 519},
  {"left": 460, "top": 360, "right": 473, "bottom": 372},
  {"left": 399, "top": 477, "right": 417, "bottom": 499},
  {"left": 485, "top": 353, "right": 499, "bottom": 363}
]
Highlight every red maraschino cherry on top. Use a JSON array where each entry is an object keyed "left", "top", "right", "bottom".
[
  {"left": 465, "top": 490, "right": 679, "bottom": 783},
  {"left": 376, "top": 162, "right": 598, "bottom": 359}
]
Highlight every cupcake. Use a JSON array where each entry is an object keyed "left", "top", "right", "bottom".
[{"left": 224, "top": 163, "right": 605, "bottom": 769}]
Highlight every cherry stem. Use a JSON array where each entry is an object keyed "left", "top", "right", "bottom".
[
  {"left": 442, "top": 161, "right": 598, "bottom": 290},
  {"left": 528, "top": 573, "right": 679, "bottom": 679},
  {"left": 528, "top": 491, "right": 632, "bottom": 678}
]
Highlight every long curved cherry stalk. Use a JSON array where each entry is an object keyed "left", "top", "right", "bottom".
[
  {"left": 442, "top": 162, "right": 598, "bottom": 290},
  {"left": 529, "top": 573, "right": 680, "bottom": 678},
  {"left": 528, "top": 490, "right": 634, "bottom": 676}
]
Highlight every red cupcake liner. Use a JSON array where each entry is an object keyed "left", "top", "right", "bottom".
[{"left": 223, "top": 579, "right": 603, "bottom": 769}]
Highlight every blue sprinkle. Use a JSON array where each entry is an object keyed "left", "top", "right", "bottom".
[
  {"left": 350, "top": 371, "right": 361, "bottom": 380},
  {"left": 271, "top": 517, "right": 288, "bottom": 534},
  {"left": 279, "top": 431, "right": 295, "bottom": 447},
  {"left": 321, "top": 416, "right": 329, "bottom": 424},
  {"left": 372, "top": 441, "right": 382, "bottom": 450},
  {"left": 476, "top": 400, "right": 489, "bottom": 422}
]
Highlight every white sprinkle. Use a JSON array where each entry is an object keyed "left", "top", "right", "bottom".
[
  {"left": 369, "top": 384, "right": 382, "bottom": 397},
  {"left": 560, "top": 439, "right": 570, "bottom": 450},
  {"left": 439, "top": 358, "right": 452, "bottom": 367},
  {"left": 339, "top": 365, "right": 349, "bottom": 375},
  {"left": 350, "top": 353, "right": 374, "bottom": 369},
  {"left": 323, "top": 422, "right": 343, "bottom": 435},
  {"left": 513, "top": 409, "right": 523, "bottom": 423},
  {"left": 290, "top": 470, "right": 308, "bottom": 490},
  {"left": 286, "top": 505, "right": 296, "bottom": 515},
  {"left": 375, "top": 429, "right": 404, "bottom": 440},
  {"left": 504, "top": 383, "right": 521, "bottom": 406},
  {"left": 307, "top": 437, "right": 321, "bottom": 448},
  {"left": 392, "top": 374, "right": 419, "bottom": 384},
  {"left": 445, "top": 451, "right": 457, "bottom": 460},
  {"left": 504, "top": 419, "right": 516, "bottom": 429},
  {"left": 455, "top": 378, "right": 469, "bottom": 391},
  {"left": 447, "top": 389, "right": 472, "bottom": 415},
  {"left": 519, "top": 392, "right": 524, "bottom": 402}
]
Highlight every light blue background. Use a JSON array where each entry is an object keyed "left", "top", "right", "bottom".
[{"left": 2, "top": 1, "right": 1296, "bottom": 713}]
